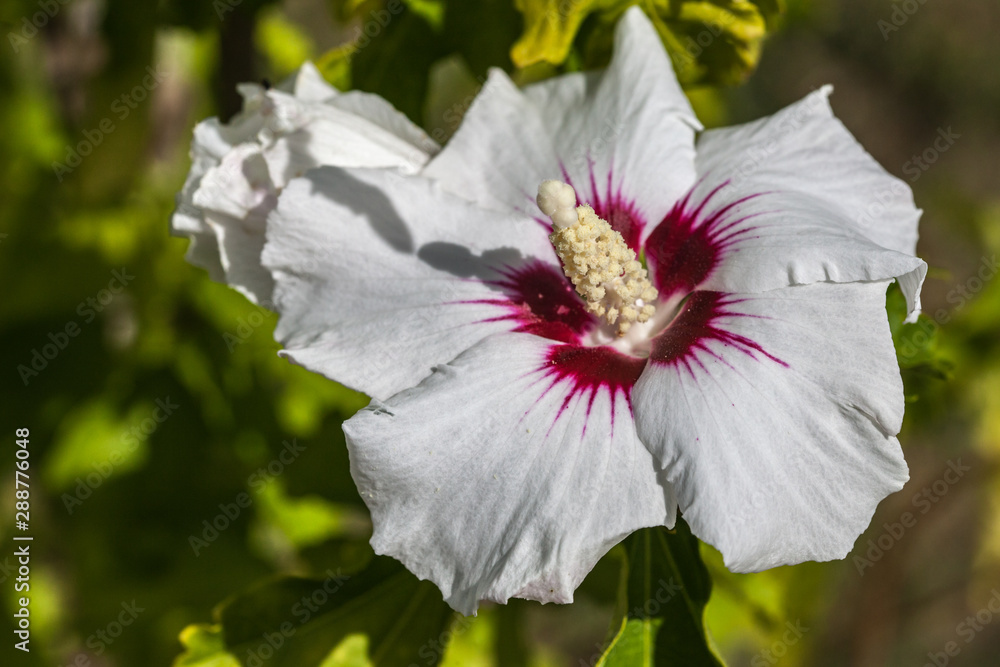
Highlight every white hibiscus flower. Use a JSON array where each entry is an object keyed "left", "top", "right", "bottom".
[
  {"left": 170, "top": 62, "right": 439, "bottom": 305},
  {"left": 176, "top": 8, "right": 927, "bottom": 615}
]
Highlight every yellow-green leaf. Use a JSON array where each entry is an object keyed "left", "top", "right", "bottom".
[
  {"left": 644, "top": 0, "right": 769, "bottom": 86},
  {"left": 511, "top": 0, "right": 630, "bottom": 69},
  {"left": 513, "top": 0, "right": 780, "bottom": 86}
]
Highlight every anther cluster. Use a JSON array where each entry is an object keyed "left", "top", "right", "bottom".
[{"left": 537, "top": 180, "right": 657, "bottom": 335}]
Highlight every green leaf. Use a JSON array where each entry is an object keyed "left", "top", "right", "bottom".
[
  {"left": 597, "top": 521, "right": 725, "bottom": 666},
  {"left": 201, "top": 556, "right": 455, "bottom": 666},
  {"left": 350, "top": 6, "right": 446, "bottom": 124},
  {"left": 43, "top": 399, "right": 150, "bottom": 491},
  {"left": 320, "top": 635, "right": 375, "bottom": 666}
]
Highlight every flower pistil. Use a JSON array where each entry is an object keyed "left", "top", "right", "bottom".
[{"left": 537, "top": 180, "right": 657, "bottom": 335}]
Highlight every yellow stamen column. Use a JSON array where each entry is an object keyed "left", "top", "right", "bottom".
[{"left": 537, "top": 180, "right": 657, "bottom": 336}]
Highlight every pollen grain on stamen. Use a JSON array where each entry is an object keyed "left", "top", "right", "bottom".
[{"left": 537, "top": 180, "right": 657, "bottom": 336}]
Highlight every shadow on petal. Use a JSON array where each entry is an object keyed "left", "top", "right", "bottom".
[
  {"left": 310, "top": 169, "right": 416, "bottom": 253},
  {"left": 417, "top": 241, "right": 525, "bottom": 282}
]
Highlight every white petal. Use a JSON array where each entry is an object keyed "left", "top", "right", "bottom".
[
  {"left": 344, "top": 333, "right": 675, "bottom": 614},
  {"left": 424, "top": 7, "right": 699, "bottom": 248},
  {"left": 697, "top": 87, "right": 920, "bottom": 256},
  {"left": 170, "top": 118, "right": 250, "bottom": 240},
  {"left": 202, "top": 209, "right": 275, "bottom": 304},
  {"left": 423, "top": 69, "right": 560, "bottom": 213},
  {"left": 524, "top": 6, "right": 701, "bottom": 247},
  {"left": 289, "top": 61, "right": 338, "bottom": 101},
  {"left": 263, "top": 167, "right": 589, "bottom": 400},
  {"left": 180, "top": 230, "right": 226, "bottom": 283},
  {"left": 632, "top": 281, "right": 909, "bottom": 572},
  {"left": 193, "top": 145, "right": 276, "bottom": 220},
  {"left": 663, "top": 87, "right": 925, "bottom": 319},
  {"left": 195, "top": 115, "right": 261, "bottom": 160}
]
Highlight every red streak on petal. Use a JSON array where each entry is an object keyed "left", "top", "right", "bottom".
[
  {"left": 650, "top": 292, "right": 787, "bottom": 374},
  {"left": 645, "top": 179, "right": 767, "bottom": 299},
  {"left": 467, "top": 260, "right": 596, "bottom": 344},
  {"left": 536, "top": 345, "right": 647, "bottom": 433}
]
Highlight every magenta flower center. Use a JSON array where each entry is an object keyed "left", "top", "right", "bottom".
[{"left": 471, "top": 181, "right": 783, "bottom": 414}]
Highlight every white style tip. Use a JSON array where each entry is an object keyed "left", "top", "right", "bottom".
[{"left": 537, "top": 180, "right": 579, "bottom": 229}]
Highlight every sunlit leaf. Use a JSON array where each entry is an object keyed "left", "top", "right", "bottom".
[
  {"left": 512, "top": 0, "right": 780, "bottom": 86},
  {"left": 404, "top": 0, "right": 446, "bottom": 29},
  {"left": 511, "top": 0, "right": 628, "bottom": 70},
  {"left": 43, "top": 400, "right": 150, "bottom": 491},
  {"left": 643, "top": 0, "right": 769, "bottom": 85}
]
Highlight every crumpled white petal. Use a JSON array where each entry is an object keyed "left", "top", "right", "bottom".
[
  {"left": 676, "top": 87, "right": 925, "bottom": 319},
  {"left": 192, "top": 146, "right": 278, "bottom": 302},
  {"left": 171, "top": 118, "right": 258, "bottom": 282},
  {"left": 632, "top": 281, "right": 909, "bottom": 572},
  {"left": 344, "top": 333, "right": 676, "bottom": 615},
  {"left": 425, "top": 6, "right": 699, "bottom": 240},
  {"left": 263, "top": 166, "right": 561, "bottom": 400},
  {"left": 170, "top": 62, "right": 438, "bottom": 304}
]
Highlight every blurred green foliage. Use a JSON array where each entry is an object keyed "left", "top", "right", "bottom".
[{"left": 0, "top": 0, "right": 998, "bottom": 666}]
